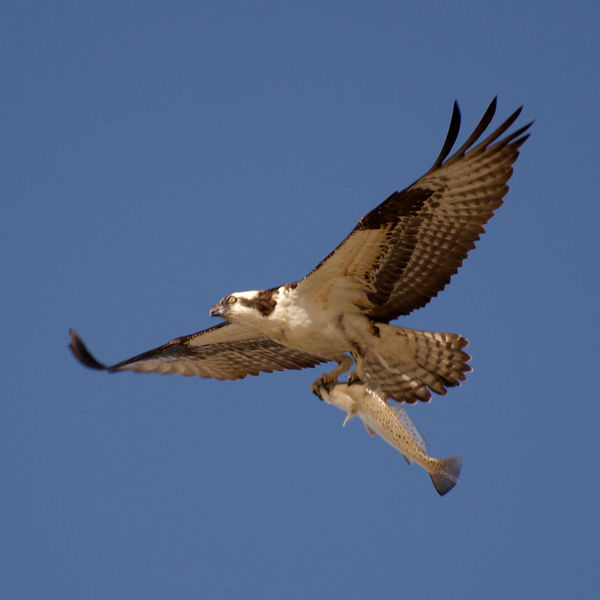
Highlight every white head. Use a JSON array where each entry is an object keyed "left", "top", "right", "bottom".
[{"left": 209, "top": 288, "right": 278, "bottom": 324}]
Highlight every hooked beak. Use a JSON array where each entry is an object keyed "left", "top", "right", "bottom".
[{"left": 209, "top": 303, "right": 223, "bottom": 317}]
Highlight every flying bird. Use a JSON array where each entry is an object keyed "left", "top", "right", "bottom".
[{"left": 70, "top": 98, "right": 531, "bottom": 404}]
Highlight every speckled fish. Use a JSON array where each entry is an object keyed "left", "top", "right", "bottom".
[{"left": 316, "top": 381, "right": 462, "bottom": 495}]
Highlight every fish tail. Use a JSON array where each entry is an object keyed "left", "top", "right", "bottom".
[{"left": 429, "top": 456, "right": 462, "bottom": 496}]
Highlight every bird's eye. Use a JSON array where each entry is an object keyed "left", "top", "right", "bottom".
[{"left": 227, "top": 296, "right": 237, "bottom": 304}]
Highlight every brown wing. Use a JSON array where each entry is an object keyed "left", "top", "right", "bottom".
[
  {"left": 69, "top": 323, "right": 326, "bottom": 380},
  {"left": 296, "top": 98, "right": 532, "bottom": 322}
]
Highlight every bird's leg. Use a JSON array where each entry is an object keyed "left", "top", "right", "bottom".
[{"left": 310, "top": 354, "right": 353, "bottom": 396}]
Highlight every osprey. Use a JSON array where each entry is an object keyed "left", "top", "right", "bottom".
[{"left": 70, "top": 98, "right": 531, "bottom": 404}]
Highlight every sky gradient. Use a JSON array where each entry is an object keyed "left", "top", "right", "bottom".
[{"left": 2, "top": 2, "right": 598, "bottom": 598}]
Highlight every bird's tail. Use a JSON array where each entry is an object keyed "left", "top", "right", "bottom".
[
  {"left": 429, "top": 456, "right": 462, "bottom": 496},
  {"left": 360, "top": 325, "right": 471, "bottom": 403}
]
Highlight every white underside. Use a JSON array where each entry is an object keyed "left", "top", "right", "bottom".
[{"left": 262, "top": 288, "right": 365, "bottom": 360}]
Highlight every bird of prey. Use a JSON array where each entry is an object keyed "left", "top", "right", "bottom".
[{"left": 70, "top": 98, "right": 531, "bottom": 404}]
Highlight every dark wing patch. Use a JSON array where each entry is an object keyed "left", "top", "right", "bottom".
[
  {"left": 298, "top": 98, "right": 532, "bottom": 322},
  {"left": 69, "top": 323, "right": 326, "bottom": 380}
]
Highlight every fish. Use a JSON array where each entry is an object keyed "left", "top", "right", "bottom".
[{"left": 315, "top": 380, "right": 462, "bottom": 495}]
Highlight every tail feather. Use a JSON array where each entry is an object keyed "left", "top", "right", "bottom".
[
  {"left": 429, "top": 456, "right": 462, "bottom": 496},
  {"left": 361, "top": 325, "right": 471, "bottom": 403}
]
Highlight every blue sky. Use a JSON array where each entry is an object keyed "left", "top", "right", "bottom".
[{"left": 2, "top": 2, "right": 598, "bottom": 598}]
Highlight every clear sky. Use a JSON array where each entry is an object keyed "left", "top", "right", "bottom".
[{"left": 2, "top": 2, "right": 598, "bottom": 598}]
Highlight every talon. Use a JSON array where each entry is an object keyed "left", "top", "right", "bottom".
[
  {"left": 311, "top": 375, "right": 335, "bottom": 393},
  {"left": 348, "top": 371, "right": 362, "bottom": 386},
  {"left": 311, "top": 354, "right": 353, "bottom": 401},
  {"left": 311, "top": 373, "right": 339, "bottom": 402},
  {"left": 310, "top": 378, "right": 327, "bottom": 400}
]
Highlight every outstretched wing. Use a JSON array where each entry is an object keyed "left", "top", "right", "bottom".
[
  {"left": 296, "top": 98, "right": 532, "bottom": 322},
  {"left": 69, "top": 323, "right": 326, "bottom": 380}
]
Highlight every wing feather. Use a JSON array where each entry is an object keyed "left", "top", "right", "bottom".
[
  {"left": 69, "top": 323, "right": 326, "bottom": 381},
  {"left": 297, "top": 99, "right": 532, "bottom": 321}
]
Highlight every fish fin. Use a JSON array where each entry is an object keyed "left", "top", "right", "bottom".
[
  {"left": 362, "top": 422, "right": 377, "bottom": 436},
  {"left": 342, "top": 412, "right": 355, "bottom": 427},
  {"left": 390, "top": 406, "right": 428, "bottom": 453},
  {"left": 400, "top": 453, "right": 413, "bottom": 465},
  {"left": 429, "top": 456, "right": 462, "bottom": 496}
]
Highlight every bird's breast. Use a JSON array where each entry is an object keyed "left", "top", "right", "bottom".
[{"left": 267, "top": 299, "right": 348, "bottom": 357}]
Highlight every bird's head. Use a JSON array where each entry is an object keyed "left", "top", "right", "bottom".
[{"left": 209, "top": 288, "right": 278, "bottom": 324}]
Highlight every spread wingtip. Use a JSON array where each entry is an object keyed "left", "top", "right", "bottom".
[{"left": 68, "top": 328, "right": 108, "bottom": 370}]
